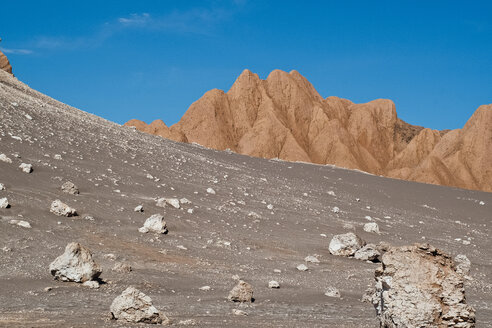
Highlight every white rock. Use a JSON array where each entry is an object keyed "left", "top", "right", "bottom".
[
  {"left": 363, "top": 222, "right": 380, "bottom": 234},
  {"left": 140, "top": 214, "right": 168, "bottom": 234},
  {"left": 296, "top": 264, "right": 308, "bottom": 271},
  {"left": 187, "top": 208, "right": 194, "bottom": 214},
  {"left": 327, "top": 190, "right": 336, "bottom": 196},
  {"left": 479, "top": 201, "right": 485, "bottom": 205},
  {"left": 180, "top": 198, "right": 191, "bottom": 204},
  {"left": 110, "top": 287, "right": 169, "bottom": 324},
  {"left": 329, "top": 232, "right": 365, "bottom": 257},
  {"left": 0, "top": 183, "right": 4, "bottom": 190},
  {"left": 49, "top": 242, "right": 102, "bottom": 282},
  {"left": 50, "top": 200, "right": 77, "bottom": 217},
  {"left": 267, "top": 204, "right": 274, "bottom": 210},
  {"left": 0, "top": 154, "right": 12, "bottom": 163},
  {"left": 9, "top": 219, "right": 31, "bottom": 228},
  {"left": 268, "top": 280, "right": 280, "bottom": 288},
  {"left": 324, "top": 286, "right": 341, "bottom": 298},
  {"left": 53, "top": 154, "right": 62, "bottom": 160},
  {"left": 156, "top": 197, "right": 180, "bottom": 209},
  {"left": 206, "top": 187, "right": 216, "bottom": 195},
  {"left": 61, "top": 181, "right": 79, "bottom": 195},
  {"left": 232, "top": 309, "right": 248, "bottom": 316},
  {"left": 134, "top": 205, "right": 144, "bottom": 212},
  {"left": 19, "top": 163, "right": 33, "bottom": 173},
  {"left": 304, "top": 255, "right": 320, "bottom": 263},
  {"left": 0, "top": 197, "right": 10, "bottom": 208},
  {"left": 199, "top": 285, "right": 211, "bottom": 291},
  {"left": 25, "top": 114, "right": 33, "bottom": 120},
  {"left": 82, "top": 280, "right": 100, "bottom": 289},
  {"left": 331, "top": 206, "right": 340, "bottom": 213}
]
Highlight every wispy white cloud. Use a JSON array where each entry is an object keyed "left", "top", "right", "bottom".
[
  {"left": 0, "top": 47, "right": 33, "bottom": 55},
  {"left": 22, "top": 2, "right": 243, "bottom": 51},
  {"left": 118, "top": 13, "right": 151, "bottom": 26}
]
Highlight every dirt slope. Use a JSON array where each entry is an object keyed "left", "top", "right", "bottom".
[
  {"left": 126, "top": 69, "right": 491, "bottom": 192},
  {"left": 1, "top": 70, "right": 491, "bottom": 327}
]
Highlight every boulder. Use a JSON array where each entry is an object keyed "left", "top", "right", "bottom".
[
  {"left": 110, "top": 287, "right": 170, "bottom": 324},
  {"left": 139, "top": 214, "right": 168, "bottom": 234},
  {"left": 0, "top": 154, "right": 12, "bottom": 163},
  {"left": 19, "top": 163, "right": 33, "bottom": 173},
  {"left": 228, "top": 280, "right": 253, "bottom": 302},
  {"left": 50, "top": 199, "right": 77, "bottom": 217},
  {"left": 268, "top": 280, "right": 280, "bottom": 288},
  {"left": 61, "top": 181, "right": 79, "bottom": 195},
  {"left": 329, "top": 232, "right": 365, "bottom": 256},
  {"left": 455, "top": 254, "right": 471, "bottom": 276},
  {"left": 49, "top": 242, "right": 102, "bottom": 282},
  {"left": 370, "top": 243, "right": 475, "bottom": 327},
  {"left": 0, "top": 197, "right": 10, "bottom": 208}
]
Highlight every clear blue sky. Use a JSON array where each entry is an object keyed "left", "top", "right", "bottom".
[{"left": 1, "top": 1, "right": 491, "bottom": 130}]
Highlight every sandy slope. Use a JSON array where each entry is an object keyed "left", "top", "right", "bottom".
[{"left": 1, "top": 70, "right": 491, "bottom": 327}]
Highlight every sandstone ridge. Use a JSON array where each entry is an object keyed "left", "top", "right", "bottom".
[{"left": 126, "top": 69, "right": 491, "bottom": 192}]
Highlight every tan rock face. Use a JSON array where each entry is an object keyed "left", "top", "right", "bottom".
[
  {"left": 125, "top": 69, "right": 491, "bottom": 192},
  {"left": 0, "top": 51, "right": 12, "bottom": 74}
]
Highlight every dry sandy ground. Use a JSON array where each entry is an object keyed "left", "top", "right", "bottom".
[{"left": 0, "top": 70, "right": 491, "bottom": 327}]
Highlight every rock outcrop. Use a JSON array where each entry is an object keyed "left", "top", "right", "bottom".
[
  {"left": 0, "top": 50, "right": 12, "bottom": 74},
  {"left": 370, "top": 243, "right": 475, "bottom": 327},
  {"left": 110, "top": 287, "right": 170, "bottom": 324},
  {"left": 228, "top": 280, "right": 254, "bottom": 302},
  {"left": 49, "top": 242, "right": 102, "bottom": 282},
  {"left": 126, "top": 70, "right": 491, "bottom": 192}
]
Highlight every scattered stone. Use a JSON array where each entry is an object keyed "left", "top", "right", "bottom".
[
  {"left": 49, "top": 242, "right": 102, "bottom": 282},
  {"left": 134, "top": 205, "right": 144, "bottom": 212},
  {"left": 0, "top": 183, "right": 5, "bottom": 190},
  {"left": 84, "top": 215, "right": 95, "bottom": 221},
  {"left": 180, "top": 198, "right": 191, "bottom": 204},
  {"left": 324, "top": 286, "right": 341, "bottom": 298},
  {"left": 479, "top": 201, "right": 485, "bottom": 205},
  {"left": 296, "top": 264, "right": 308, "bottom": 271},
  {"left": 61, "top": 181, "right": 79, "bottom": 195},
  {"left": 371, "top": 243, "right": 475, "bottom": 327},
  {"left": 187, "top": 208, "right": 194, "bottom": 214},
  {"left": 455, "top": 254, "right": 471, "bottom": 276},
  {"left": 304, "top": 255, "right": 320, "bottom": 263},
  {"left": 110, "top": 287, "right": 170, "bottom": 324},
  {"left": 82, "top": 280, "right": 100, "bottom": 289},
  {"left": 328, "top": 232, "right": 365, "bottom": 257},
  {"left": 112, "top": 262, "right": 132, "bottom": 273},
  {"left": 327, "top": 190, "right": 336, "bottom": 196},
  {"left": 363, "top": 222, "right": 380, "bottom": 234},
  {"left": 0, "top": 197, "right": 10, "bottom": 208},
  {"left": 331, "top": 206, "right": 340, "bottom": 213},
  {"left": 139, "top": 214, "right": 168, "bottom": 234},
  {"left": 50, "top": 200, "right": 77, "bottom": 217},
  {"left": 44, "top": 287, "right": 53, "bottom": 292},
  {"left": 199, "top": 285, "right": 211, "bottom": 291},
  {"left": 354, "top": 244, "right": 380, "bottom": 262},
  {"left": 9, "top": 219, "right": 31, "bottom": 228},
  {"left": 0, "top": 154, "right": 12, "bottom": 163},
  {"left": 53, "top": 154, "right": 62, "bottom": 160},
  {"left": 268, "top": 280, "right": 280, "bottom": 288},
  {"left": 165, "top": 198, "right": 180, "bottom": 209},
  {"left": 19, "top": 163, "right": 33, "bottom": 173},
  {"left": 228, "top": 280, "right": 253, "bottom": 302},
  {"left": 206, "top": 187, "right": 216, "bottom": 195},
  {"left": 178, "top": 319, "right": 197, "bottom": 325},
  {"left": 232, "top": 309, "right": 248, "bottom": 316},
  {"left": 266, "top": 204, "right": 274, "bottom": 210}
]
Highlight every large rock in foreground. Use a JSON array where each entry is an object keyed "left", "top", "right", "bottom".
[
  {"left": 110, "top": 287, "right": 170, "bottom": 324},
  {"left": 371, "top": 243, "right": 475, "bottom": 327},
  {"left": 228, "top": 280, "right": 254, "bottom": 302},
  {"left": 49, "top": 242, "right": 102, "bottom": 282}
]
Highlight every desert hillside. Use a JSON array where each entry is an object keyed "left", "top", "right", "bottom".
[{"left": 126, "top": 69, "right": 491, "bottom": 192}]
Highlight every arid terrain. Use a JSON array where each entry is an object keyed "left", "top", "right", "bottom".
[
  {"left": 127, "top": 69, "right": 492, "bottom": 192},
  {"left": 1, "top": 57, "right": 491, "bottom": 327}
]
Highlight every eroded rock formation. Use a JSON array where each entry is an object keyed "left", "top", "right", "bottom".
[{"left": 126, "top": 69, "right": 491, "bottom": 192}]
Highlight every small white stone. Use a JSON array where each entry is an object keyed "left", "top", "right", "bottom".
[
  {"left": 206, "top": 188, "right": 216, "bottom": 195},
  {"left": 304, "top": 255, "right": 320, "bottom": 263},
  {"left": 187, "top": 208, "right": 194, "bottom": 214},
  {"left": 296, "top": 264, "right": 308, "bottom": 271},
  {"left": 363, "top": 222, "right": 380, "bottom": 234},
  {"left": 266, "top": 204, "right": 274, "bottom": 210},
  {"left": 324, "top": 286, "right": 341, "bottom": 298},
  {"left": 82, "top": 280, "right": 100, "bottom": 289},
  {"left": 134, "top": 205, "right": 144, "bottom": 212},
  {"left": 232, "top": 309, "right": 248, "bottom": 316},
  {"left": 0, "top": 183, "right": 5, "bottom": 190},
  {"left": 199, "top": 286, "right": 211, "bottom": 291},
  {"left": 0, "top": 154, "right": 12, "bottom": 163},
  {"left": 331, "top": 207, "right": 340, "bottom": 214},
  {"left": 9, "top": 219, "right": 31, "bottom": 228},
  {"left": 327, "top": 191, "right": 336, "bottom": 196},
  {"left": 479, "top": 201, "right": 485, "bottom": 205},
  {"left": 268, "top": 280, "right": 280, "bottom": 288}
]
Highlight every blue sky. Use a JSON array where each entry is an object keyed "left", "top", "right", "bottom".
[{"left": 1, "top": 1, "right": 491, "bottom": 130}]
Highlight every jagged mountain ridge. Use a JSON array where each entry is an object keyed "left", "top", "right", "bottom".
[{"left": 126, "top": 69, "right": 492, "bottom": 192}]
